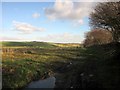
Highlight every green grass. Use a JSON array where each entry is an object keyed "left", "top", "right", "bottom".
[
  {"left": 54, "top": 44, "right": 120, "bottom": 88},
  {"left": 1, "top": 41, "right": 57, "bottom": 48},
  {"left": 2, "top": 59, "right": 50, "bottom": 88},
  {"left": 79, "top": 44, "right": 120, "bottom": 88},
  {"left": 2, "top": 42, "right": 120, "bottom": 89},
  {"left": 2, "top": 43, "right": 82, "bottom": 89}
]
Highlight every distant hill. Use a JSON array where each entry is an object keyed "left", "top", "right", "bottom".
[
  {"left": 1, "top": 41, "right": 57, "bottom": 48},
  {"left": 1, "top": 41, "right": 81, "bottom": 48}
]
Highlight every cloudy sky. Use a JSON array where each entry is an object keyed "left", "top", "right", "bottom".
[{"left": 1, "top": 0, "right": 112, "bottom": 43}]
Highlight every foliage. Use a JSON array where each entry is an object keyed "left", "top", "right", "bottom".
[
  {"left": 90, "top": 2, "right": 120, "bottom": 42},
  {"left": 84, "top": 29, "right": 112, "bottom": 47},
  {"left": 1, "top": 41, "right": 57, "bottom": 48},
  {"left": 2, "top": 41, "right": 120, "bottom": 89},
  {"left": 2, "top": 59, "right": 48, "bottom": 88},
  {"left": 80, "top": 44, "right": 120, "bottom": 88},
  {"left": 2, "top": 43, "right": 81, "bottom": 89}
]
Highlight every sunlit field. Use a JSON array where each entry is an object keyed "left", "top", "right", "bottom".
[
  {"left": 2, "top": 42, "right": 120, "bottom": 89},
  {"left": 2, "top": 42, "right": 82, "bottom": 88},
  {"left": 1, "top": 1, "right": 120, "bottom": 89}
]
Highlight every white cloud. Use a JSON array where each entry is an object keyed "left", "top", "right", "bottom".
[
  {"left": 0, "top": 36, "right": 22, "bottom": 41},
  {"left": 45, "top": 0, "right": 94, "bottom": 24},
  {"left": 1, "top": 33, "right": 83, "bottom": 43},
  {"left": 1, "top": 32, "right": 84, "bottom": 43},
  {"left": 77, "top": 19, "right": 84, "bottom": 25},
  {"left": 32, "top": 12, "right": 40, "bottom": 18},
  {"left": 37, "top": 33, "right": 83, "bottom": 43},
  {"left": 13, "top": 21, "right": 45, "bottom": 34}
]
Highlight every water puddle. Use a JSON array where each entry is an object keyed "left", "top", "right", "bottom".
[{"left": 25, "top": 76, "right": 56, "bottom": 88}]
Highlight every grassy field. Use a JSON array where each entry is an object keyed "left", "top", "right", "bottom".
[
  {"left": 2, "top": 41, "right": 120, "bottom": 89},
  {"left": 1, "top": 41, "right": 57, "bottom": 48},
  {"left": 77, "top": 45, "right": 120, "bottom": 88},
  {"left": 2, "top": 42, "right": 82, "bottom": 88}
]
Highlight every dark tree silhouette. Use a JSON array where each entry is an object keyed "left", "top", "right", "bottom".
[
  {"left": 89, "top": 2, "right": 120, "bottom": 60},
  {"left": 90, "top": 2, "right": 120, "bottom": 43}
]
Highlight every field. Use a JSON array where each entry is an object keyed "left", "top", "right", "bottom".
[
  {"left": 2, "top": 42, "right": 82, "bottom": 88},
  {"left": 1, "top": 42, "right": 120, "bottom": 89}
]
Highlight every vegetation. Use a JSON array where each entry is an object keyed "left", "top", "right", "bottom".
[
  {"left": 2, "top": 2, "right": 120, "bottom": 89},
  {"left": 61, "top": 44, "right": 120, "bottom": 88},
  {"left": 79, "top": 44, "right": 120, "bottom": 88},
  {"left": 90, "top": 2, "right": 120, "bottom": 43},
  {"left": 86, "top": 2, "right": 120, "bottom": 60},
  {"left": 2, "top": 59, "right": 48, "bottom": 88},
  {"left": 1, "top": 41, "right": 57, "bottom": 48},
  {"left": 2, "top": 41, "right": 120, "bottom": 89},
  {"left": 80, "top": 2, "right": 120, "bottom": 89},
  {"left": 84, "top": 29, "right": 112, "bottom": 47},
  {"left": 2, "top": 42, "right": 82, "bottom": 89}
]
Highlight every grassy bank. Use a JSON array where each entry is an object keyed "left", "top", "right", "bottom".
[
  {"left": 2, "top": 42, "right": 81, "bottom": 89},
  {"left": 2, "top": 42, "right": 120, "bottom": 89},
  {"left": 62, "top": 44, "right": 120, "bottom": 88},
  {"left": 2, "top": 59, "right": 49, "bottom": 88}
]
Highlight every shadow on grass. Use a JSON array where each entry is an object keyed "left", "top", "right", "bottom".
[
  {"left": 2, "top": 44, "right": 120, "bottom": 89},
  {"left": 77, "top": 44, "right": 120, "bottom": 89},
  {"left": 52, "top": 43, "right": 120, "bottom": 88}
]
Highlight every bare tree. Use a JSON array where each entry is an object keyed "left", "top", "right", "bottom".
[
  {"left": 89, "top": 2, "right": 120, "bottom": 59},
  {"left": 84, "top": 29, "right": 112, "bottom": 47},
  {"left": 90, "top": 2, "right": 120, "bottom": 43}
]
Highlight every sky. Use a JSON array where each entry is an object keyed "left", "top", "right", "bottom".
[{"left": 1, "top": 0, "right": 113, "bottom": 43}]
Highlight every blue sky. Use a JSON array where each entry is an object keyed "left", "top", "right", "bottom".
[{"left": 1, "top": 1, "right": 94, "bottom": 43}]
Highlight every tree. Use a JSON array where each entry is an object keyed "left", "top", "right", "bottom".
[
  {"left": 90, "top": 2, "right": 120, "bottom": 43},
  {"left": 84, "top": 29, "right": 112, "bottom": 47},
  {"left": 89, "top": 2, "right": 120, "bottom": 60}
]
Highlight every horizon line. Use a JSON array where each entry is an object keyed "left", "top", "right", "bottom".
[{"left": 0, "top": 40, "right": 82, "bottom": 44}]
